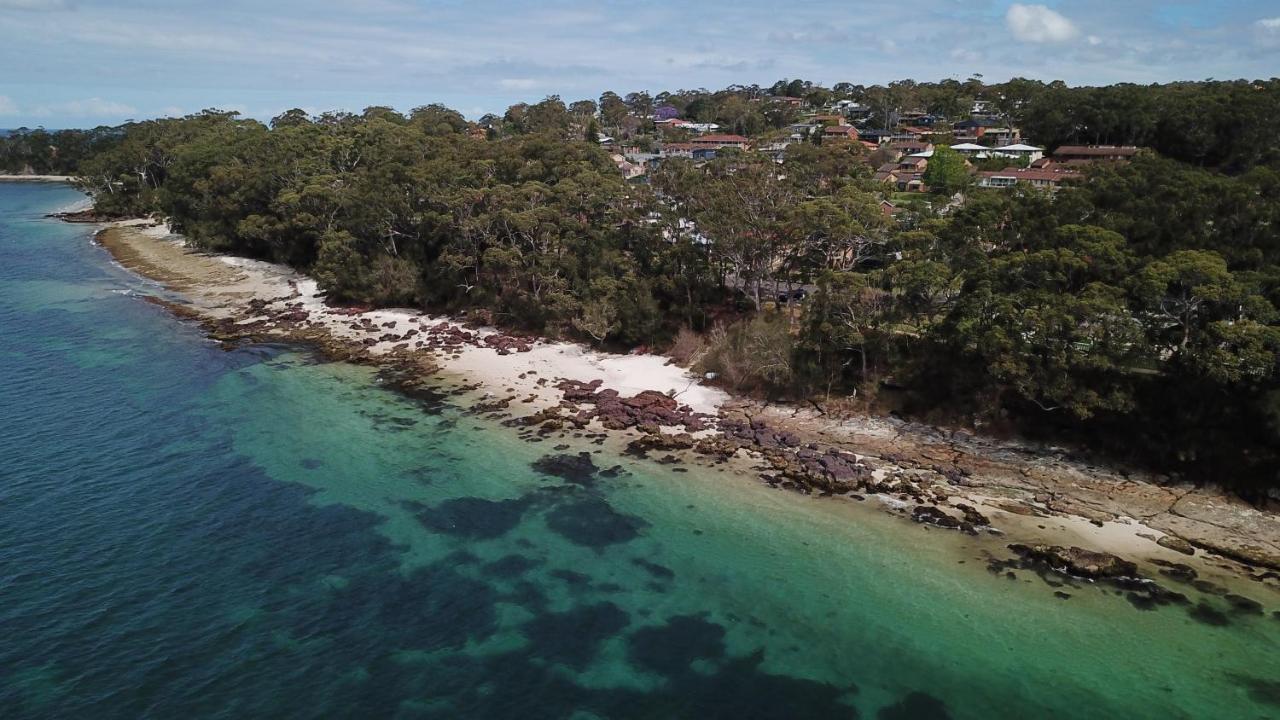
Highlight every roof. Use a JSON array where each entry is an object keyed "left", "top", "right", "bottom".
[
  {"left": 954, "top": 117, "right": 1002, "bottom": 128},
  {"left": 950, "top": 143, "right": 988, "bottom": 151},
  {"left": 995, "top": 144, "right": 1043, "bottom": 152},
  {"left": 693, "top": 134, "right": 749, "bottom": 143},
  {"left": 1053, "top": 145, "right": 1140, "bottom": 157},
  {"left": 980, "top": 168, "right": 1083, "bottom": 182}
]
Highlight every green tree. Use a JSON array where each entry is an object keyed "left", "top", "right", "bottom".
[{"left": 922, "top": 145, "right": 969, "bottom": 195}]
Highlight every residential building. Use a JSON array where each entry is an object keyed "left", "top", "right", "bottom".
[
  {"left": 888, "top": 141, "right": 932, "bottom": 157},
  {"left": 1051, "top": 145, "right": 1140, "bottom": 164},
  {"left": 858, "top": 128, "right": 895, "bottom": 144},
  {"left": 758, "top": 141, "right": 792, "bottom": 162},
  {"left": 822, "top": 125, "right": 860, "bottom": 142},
  {"left": 977, "top": 167, "right": 1081, "bottom": 190},
  {"left": 610, "top": 154, "right": 645, "bottom": 180},
  {"left": 983, "top": 127, "right": 1020, "bottom": 146},
  {"left": 993, "top": 143, "right": 1044, "bottom": 163},
  {"left": 688, "top": 134, "right": 751, "bottom": 149}
]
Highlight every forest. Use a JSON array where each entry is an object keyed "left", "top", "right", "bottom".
[{"left": 3, "top": 78, "right": 1278, "bottom": 495}]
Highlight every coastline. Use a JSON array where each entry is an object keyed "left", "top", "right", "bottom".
[
  {"left": 89, "top": 218, "right": 1280, "bottom": 597},
  {"left": 0, "top": 174, "right": 74, "bottom": 183}
]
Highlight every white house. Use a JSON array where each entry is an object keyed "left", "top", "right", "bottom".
[{"left": 993, "top": 143, "right": 1044, "bottom": 163}]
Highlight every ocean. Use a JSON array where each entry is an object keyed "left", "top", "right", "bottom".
[{"left": 1, "top": 182, "right": 1276, "bottom": 719}]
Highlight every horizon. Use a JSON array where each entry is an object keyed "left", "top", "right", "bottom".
[{"left": 2, "top": 0, "right": 1279, "bottom": 128}]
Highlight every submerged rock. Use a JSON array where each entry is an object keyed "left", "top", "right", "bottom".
[{"left": 1007, "top": 544, "right": 1138, "bottom": 579}]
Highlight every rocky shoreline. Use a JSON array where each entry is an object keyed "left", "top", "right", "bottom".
[{"left": 87, "top": 219, "right": 1280, "bottom": 623}]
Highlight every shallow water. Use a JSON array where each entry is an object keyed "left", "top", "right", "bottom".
[{"left": 1, "top": 182, "right": 1277, "bottom": 719}]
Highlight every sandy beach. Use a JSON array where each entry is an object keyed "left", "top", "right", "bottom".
[{"left": 90, "top": 219, "right": 1280, "bottom": 595}]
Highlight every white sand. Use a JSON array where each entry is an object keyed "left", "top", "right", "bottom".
[{"left": 184, "top": 246, "right": 729, "bottom": 415}]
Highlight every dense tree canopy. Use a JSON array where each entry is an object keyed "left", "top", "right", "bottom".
[{"left": 5, "top": 76, "right": 1278, "bottom": 494}]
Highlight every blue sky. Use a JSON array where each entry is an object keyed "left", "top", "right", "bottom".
[{"left": 2, "top": 0, "right": 1278, "bottom": 128}]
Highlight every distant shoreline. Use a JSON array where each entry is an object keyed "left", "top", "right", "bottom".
[{"left": 0, "top": 174, "right": 74, "bottom": 183}]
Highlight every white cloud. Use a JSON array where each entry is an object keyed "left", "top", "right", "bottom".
[
  {"left": 32, "top": 97, "right": 137, "bottom": 118},
  {"left": 1255, "top": 16, "right": 1280, "bottom": 46},
  {"left": 0, "top": 96, "right": 17, "bottom": 115},
  {"left": 1006, "top": 4, "right": 1080, "bottom": 43}
]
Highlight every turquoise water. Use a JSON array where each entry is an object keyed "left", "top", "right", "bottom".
[{"left": 1, "top": 182, "right": 1277, "bottom": 719}]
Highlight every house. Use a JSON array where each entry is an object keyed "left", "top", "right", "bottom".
[
  {"left": 822, "top": 125, "right": 860, "bottom": 142},
  {"left": 610, "top": 154, "right": 645, "bottom": 180},
  {"left": 953, "top": 117, "right": 1002, "bottom": 133},
  {"left": 831, "top": 100, "right": 869, "bottom": 115},
  {"left": 858, "top": 128, "right": 895, "bottom": 145},
  {"left": 889, "top": 141, "right": 932, "bottom": 157},
  {"left": 788, "top": 122, "right": 822, "bottom": 140},
  {"left": 977, "top": 167, "right": 1081, "bottom": 190},
  {"left": 949, "top": 142, "right": 988, "bottom": 154},
  {"left": 895, "top": 156, "right": 928, "bottom": 172},
  {"left": 983, "top": 127, "right": 1020, "bottom": 146},
  {"left": 658, "top": 142, "right": 696, "bottom": 158},
  {"left": 993, "top": 143, "right": 1044, "bottom": 163},
  {"left": 875, "top": 158, "right": 929, "bottom": 192},
  {"left": 1050, "top": 145, "right": 1140, "bottom": 164},
  {"left": 683, "top": 122, "right": 722, "bottom": 134},
  {"left": 874, "top": 166, "right": 924, "bottom": 191},
  {"left": 688, "top": 134, "right": 750, "bottom": 149},
  {"left": 758, "top": 141, "right": 791, "bottom": 162},
  {"left": 624, "top": 151, "right": 661, "bottom": 171},
  {"left": 899, "top": 126, "right": 935, "bottom": 140}
]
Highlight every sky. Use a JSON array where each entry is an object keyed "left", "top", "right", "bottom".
[{"left": 1, "top": 0, "right": 1278, "bottom": 128}]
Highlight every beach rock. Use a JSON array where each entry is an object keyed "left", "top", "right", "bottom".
[
  {"left": 1224, "top": 594, "right": 1263, "bottom": 615},
  {"left": 911, "top": 506, "right": 971, "bottom": 533},
  {"left": 693, "top": 437, "right": 738, "bottom": 459},
  {"left": 1156, "top": 535, "right": 1196, "bottom": 556},
  {"left": 1186, "top": 538, "right": 1280, "bottom": 571},
  {"left": 954, "top": 503, "right": 990, "bottom": 527},
  {"left": 1149, "top": 559, "right": 1198, "bottom": 584},
  {"left": 626, "top": 430, "right": 695, "bottom": 455},
  {"left": 1008, "top": 544, "right": 1138, "bottom": 579},
  {"left": 554, "top": 380, "right": 710, "bottom": 434}
]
